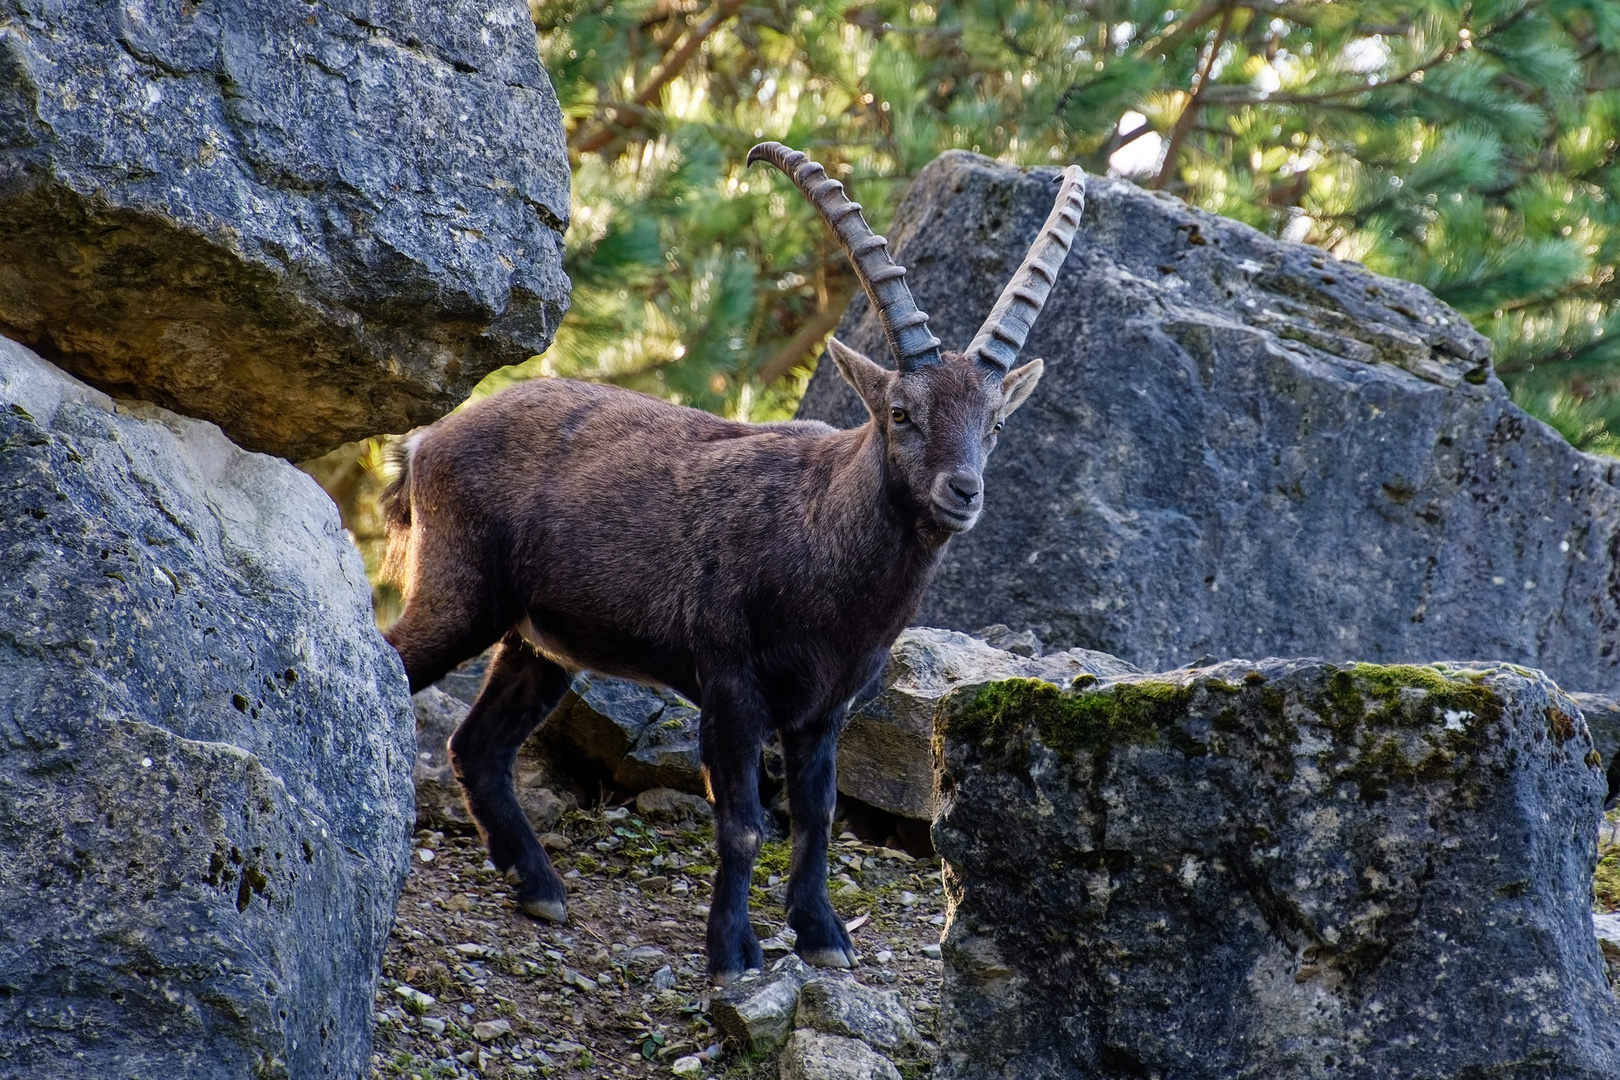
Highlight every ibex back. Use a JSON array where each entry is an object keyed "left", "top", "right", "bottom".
[{"left": 382, "top": 143, "right": 1086, "bottom": 981}]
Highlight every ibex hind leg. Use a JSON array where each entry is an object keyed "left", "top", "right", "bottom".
[
  {"left": 385, "top": 584, "right": 508, "bottom": 694},
  {"left": 448, "top": 632, "right": 573, "bottom": 923}
]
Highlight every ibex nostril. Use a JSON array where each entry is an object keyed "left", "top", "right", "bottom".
[{"left": 946, "top": 471, "right": 983, "bottom": 506}]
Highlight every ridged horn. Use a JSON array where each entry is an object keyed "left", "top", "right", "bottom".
[
  {"left": 965, "top": 165, "right": 1087, "bottom": 375},
  {"left": 748, "top": 141, "right": 942, "bottom": 372}
]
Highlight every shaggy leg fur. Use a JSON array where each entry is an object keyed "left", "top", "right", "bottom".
[
  {"left": 782, "top": 721, "right": 855, "bottom": 968},
  {"left": 448, "top": 632, "right": 574, "bottom": 922},
  {"left": 700, "top": 673, "right": 767, "bottom": 982}
]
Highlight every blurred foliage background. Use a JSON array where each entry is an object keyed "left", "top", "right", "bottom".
[{"left": 302, "top": 0, "right": 1620, "bottom": 621}]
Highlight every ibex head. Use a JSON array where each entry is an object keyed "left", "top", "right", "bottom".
[{"left": 749, "top": 142, "right": 1085, "bottom": 538}]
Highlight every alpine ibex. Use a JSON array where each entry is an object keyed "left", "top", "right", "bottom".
[{"left": 381, "top": 143, "right": 1086, "bottom": 981}]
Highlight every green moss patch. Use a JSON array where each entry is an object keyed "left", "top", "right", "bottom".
[
  {"left": 940, "top": 663, "right": 1507, "bottom": 793},
  {"left": 1323, "top": 663, "right": 1498, "bottom": 725},
  {"left": 940, "top": 676, "right": 1194, "bottom": 759}
]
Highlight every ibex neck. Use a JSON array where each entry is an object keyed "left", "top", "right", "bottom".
[{"left": 823, "top": 422, "right": 947, "bottom": 578}]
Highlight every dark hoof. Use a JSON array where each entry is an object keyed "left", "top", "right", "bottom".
[
  {"left": 800, "top": 946, "right": 856, "bottom": 969},
  {"left": 520, "top": 895, "right": 568, "bottom": 923},
  {"left": 707, "top": 926, "right": 764, "bottom": 981},
  {"left": 709, "top": 965, "right": 763, "bottom": 989},
  {"left": 790, "top": 905, "right": 855, "bottom": 969}
]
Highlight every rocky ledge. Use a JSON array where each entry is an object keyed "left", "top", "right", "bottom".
[{"left": 0, "top": 0, "right": 570, "bottom": 457}]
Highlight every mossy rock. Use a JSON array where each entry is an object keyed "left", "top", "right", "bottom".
[{"left": 936, "top": 660, "right": 1520, "bottom": 803}]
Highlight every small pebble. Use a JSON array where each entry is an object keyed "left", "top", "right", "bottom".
[
  {"left": 473, "top": 1018, "right": 512, "bottom": 1042},
  {"left": 561, "top": 966, "right": 598, "bottom": 992},
  {"left": 393, "top": 985, "right": 436, "bottom": 1009},
  {"left": 420, "top": 1017, "right": 447, "bottom": 1036},
  {"left": 921, "top": 943, "right": 942, "bottom": 960},
  {"left": 875, "top": 950, "right": 894, "bottom": 965},
  {"left": 416, "top": 848, "right": 435, "bottom": 863},
  {"left": 672, "top": 1054, "right": 703, "bottom": 1075}
]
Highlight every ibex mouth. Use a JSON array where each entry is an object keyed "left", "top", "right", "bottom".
[{"left": 933, "top": 502, "right": 981, "bottom": 533}]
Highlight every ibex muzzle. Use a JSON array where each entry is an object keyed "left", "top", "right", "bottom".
[{"left": 380, "top": 144, "right": 1085, "bottom": 982}]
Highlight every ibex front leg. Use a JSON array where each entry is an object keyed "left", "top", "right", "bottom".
[
  {"left": 782, "top": 718, "right": 855, "bottom": 968},
  {"left": 700, "top": 673, "right": 767, "bottom": 983}
]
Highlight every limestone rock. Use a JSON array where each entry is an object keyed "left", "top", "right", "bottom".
[
  {"left": 798, "top": 151, "right": 1620, "bottom": 696},
  {"left": 795, "top": 977, "right": 919, "bottom": 1052},
  {"left": 839, "top": 627, "right": 1137, "bottom": 819},
  {"left": 1571, "top": 691, "right": 1620, "bottom": 801},
  {"left": 542, "top": 673, "right": 705, "bottom": 795},
  {"left": 712, "top": 956, "right": 814, "bottom": 1054},
  {"left": 779, "top": 1030, "right": 902, "bottom": 1080},
  {"left": 1594, "top": 912, "right": 1620, "bottom": 980},
  {"left": 0, "top": 339, "right": 416, "bottom": 1077},
  {"left": 973, "top": 624, "right": 1041, "bottom": 658},
  {"left": 0, "top": 0, "right": 570, "bottom": 458},
  {"left": 635, "top": 787, "right": 713, "bottom": 823},
  {"left": 932, "top": 656, "right": 1620, "bottom": 1080}
]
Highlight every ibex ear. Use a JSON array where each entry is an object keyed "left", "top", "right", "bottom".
[
  {"left": 828, "top": 337, "right": 893, "bottom": 420},
  {"left": 1000, "top": 358, "right": 1045, "bottom": 417}
]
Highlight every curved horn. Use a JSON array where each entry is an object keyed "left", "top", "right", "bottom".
[
  {"left": 748, "top": 141, "right": 941, "bottom": 372},
  {"left": 965, "top": 165, "right": 1087, "bottom": 376}
]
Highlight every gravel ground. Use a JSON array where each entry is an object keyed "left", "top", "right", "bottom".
[{"left": 368, "top": 807, "right": 947, "bottom": 1080}]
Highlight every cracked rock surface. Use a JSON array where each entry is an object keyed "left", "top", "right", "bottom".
[
  {"left": 932, "top": 656, "right": 1620, "bottom": 1080},
  {"left": 0, "top": 0, "right": 570, "bottom": 458},
  {"left": 0, "top": 339, "right": 415, "bottom": 1077},
  {"left": 799, "top": 151, "right": 1620, "bottom": 696}
]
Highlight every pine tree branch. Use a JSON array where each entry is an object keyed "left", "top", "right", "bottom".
[
  {"left": 1199, "top": 1, "right": 1546, "bottom": 110},
  {"left": 1155, "top": 1, "right": 1235, "bottom": 190},
  {"left": 1135, "top": 0, "right": 1227, "bottom": 61},
  {"left": 755, "top": 291, "right": 855, "bottom": 385},
  {"left": 1496, "top": 334, "right": 1617, "bottom": 376},
  {"left": 573, "top": 0, "right": 749, "bottom": 155}
]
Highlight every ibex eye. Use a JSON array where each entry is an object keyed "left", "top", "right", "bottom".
[
  {"left": 993, "top": 421, "right": 1003, "bottom": 433},
  {"left": 891, "top": 406, "right": 908, "bottom": 423}
]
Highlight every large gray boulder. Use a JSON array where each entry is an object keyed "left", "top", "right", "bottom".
[
  {"left": 0, "top": 338, "right": 416, "bottom": 1078},
  {"left": 798, "top": 152, "right": 1620, "bottom": 696},
  {"left": 0, "top": 0, "right": 570, "bottom": 459},
  {"left": 932, "top": 656, "right": 1620, "bottom": 1079}
]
